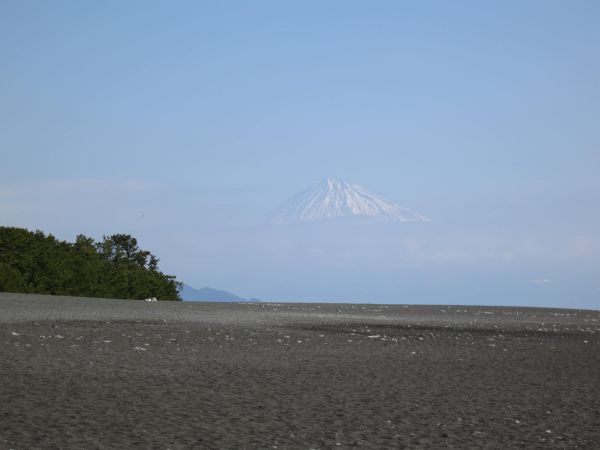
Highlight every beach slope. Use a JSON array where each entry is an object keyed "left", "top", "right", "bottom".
[{"left": 1, "top": 292, "right": 599, "bottom": 449}]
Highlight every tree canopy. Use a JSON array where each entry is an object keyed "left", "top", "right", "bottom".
[{"left": 0, "top": 226, "right": 181, "bottom": 300}]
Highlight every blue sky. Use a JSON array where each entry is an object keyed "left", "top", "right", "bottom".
[{"left": 1, "top": 1, "right": 599, "bottom": 308}]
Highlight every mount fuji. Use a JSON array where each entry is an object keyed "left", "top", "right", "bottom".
[{"left": 272, "top": 178, "right": 428, "bottom": 224}]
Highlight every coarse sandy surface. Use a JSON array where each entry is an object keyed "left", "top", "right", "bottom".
[{"left": 1, "top": 292, "right": 599, "bottom": 449}]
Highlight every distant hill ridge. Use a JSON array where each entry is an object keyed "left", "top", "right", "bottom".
[{"left": 179, "top": 284, "right": 257, "bottom": 302}]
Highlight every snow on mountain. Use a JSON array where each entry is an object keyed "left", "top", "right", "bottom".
[{"left": 272, "top": 178, "right": 428, "bottom": 224}]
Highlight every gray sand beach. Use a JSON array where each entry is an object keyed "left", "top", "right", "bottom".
[{"left": 1, "top": 292, "right": 599, "bottom": 449}]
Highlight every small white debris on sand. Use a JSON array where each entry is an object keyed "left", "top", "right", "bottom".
[
  {"left": 11, "top": 332, "right": 20, "bottom": 336},
  {"left": 133, "top": 346, "right": 147, "bottom": 351}
]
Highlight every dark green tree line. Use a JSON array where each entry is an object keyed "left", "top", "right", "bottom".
[{"left": 0, "top": 226, "right": 181, "bottom": 300}]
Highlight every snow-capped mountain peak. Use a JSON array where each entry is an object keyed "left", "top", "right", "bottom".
[{"left": 272, "top": 178, "right": 428, "bottom": 224}]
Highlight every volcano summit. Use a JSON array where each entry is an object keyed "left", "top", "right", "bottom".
[{"left": 272, "top": 178, "right": 428, "bottom": 224}]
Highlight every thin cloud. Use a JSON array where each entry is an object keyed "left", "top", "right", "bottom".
[{"left": 0, "top": 178, "right": 162, "bottom": 196}]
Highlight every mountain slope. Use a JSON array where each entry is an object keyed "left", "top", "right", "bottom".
[
  {"left": 272, "top": 178, "right": 427, "bottom": 224},
  {"left": 179, "top": 284, "right": 246, "bottom": 302}
]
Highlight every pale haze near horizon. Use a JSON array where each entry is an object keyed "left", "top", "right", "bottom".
[{"left": 1, "top": 1, "right": 599, "bottom": 308}]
